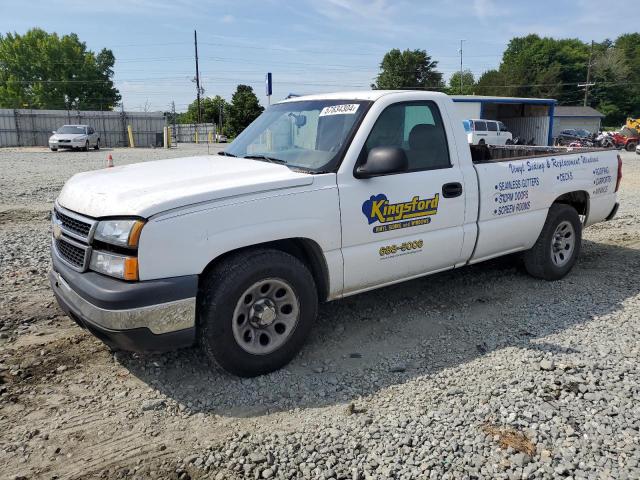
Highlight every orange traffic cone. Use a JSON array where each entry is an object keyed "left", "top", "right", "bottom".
[{"left": 106, "top": 154, "right": 113, "bottom": 168}]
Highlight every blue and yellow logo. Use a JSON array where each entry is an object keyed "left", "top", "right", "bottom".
[{"left": 362, "top": 193, "right": 440, "bottom": 233}]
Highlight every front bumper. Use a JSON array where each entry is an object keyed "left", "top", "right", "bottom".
[
  {"left": 50, "top": 254, "right": 198, "bottom": 352},
  {"left": 50, "top": 141, "right": 85, "bottom": 149}
]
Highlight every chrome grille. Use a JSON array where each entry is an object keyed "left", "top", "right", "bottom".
[
  {"left": 53, "top": 205, "right": 96, "bottom": 243},
  {"left": 54, "top": 209, "right": 91, "bottom": 237},
  {"left": 54, "top": 236, "right": 91, "bottom": 271}
]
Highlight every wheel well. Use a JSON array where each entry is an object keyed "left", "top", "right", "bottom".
[
  {"left": 553, "top": 191, "right": 589, "bottom": 219},
  {"left": 199, "top": 238, "right": 330, "bottom": 302}
]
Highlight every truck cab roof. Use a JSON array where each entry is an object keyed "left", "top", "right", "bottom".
[{"left": 277, "top": 90, "right": 448, "bottom": 103}]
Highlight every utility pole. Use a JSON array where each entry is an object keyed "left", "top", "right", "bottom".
[
  {"left": 459, "top": 40, "right": 466, "bottom": 95},
  {"left": 581, "top": 40, "right": 596, "bottom": 107},
  {"left": 194, "top": 30, "right": 202, "bottom": 124}
]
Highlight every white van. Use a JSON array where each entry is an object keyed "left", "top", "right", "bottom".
[{"left": 464, "top": 119, "right": 512, "bottom": 145}]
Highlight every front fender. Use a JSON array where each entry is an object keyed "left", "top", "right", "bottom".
[{"left": 137, "top": 183, "right": 342, "bottom": 294}]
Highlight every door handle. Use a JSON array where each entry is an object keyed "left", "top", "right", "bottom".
[{"left": 442, "top": 182, "right": 463, "bottom": 198}]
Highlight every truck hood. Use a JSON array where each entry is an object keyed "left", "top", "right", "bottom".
[{"left": 57, "top": 156, "right": 314, "bottom": 218}]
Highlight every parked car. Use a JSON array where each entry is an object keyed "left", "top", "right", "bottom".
[
  {"left": 555, "top": 129, "right": 594, "bottom": 147},
  {"left": 465, "top": 119, "right": 513, "bottom": 145},
  {"left": 216, "top": 134, "right": 228, "bottom": 143},
  {"left": 636, "top": 143, "right": 640, "bottom": 155},
  {"left": 49, "top": 125, "right": 100, "bottom": 151},
  {"left": 50, "top": 91, "right": 620, "bottom": 377}
]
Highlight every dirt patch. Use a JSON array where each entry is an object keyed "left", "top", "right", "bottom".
[{"left": 483, "top": 423, "right": 536, "bottom": 456}]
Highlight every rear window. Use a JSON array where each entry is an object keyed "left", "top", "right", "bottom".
[
  {"left": 474, "top": 121, "right": 487, "bottom": 131},
  {"left": 486, "top": 122, "right": 498, "bottom": 132}
]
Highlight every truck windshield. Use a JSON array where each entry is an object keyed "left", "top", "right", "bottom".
[{"left": 225, "top": 100, "right": 371, "bottom": 172}]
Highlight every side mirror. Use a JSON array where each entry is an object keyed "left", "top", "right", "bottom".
[
  {"left": 355, "top": 147, "right": 408, "bottom": 179},
  {"left": 295, "top": 114, "right": 307, "bottom": 128}
]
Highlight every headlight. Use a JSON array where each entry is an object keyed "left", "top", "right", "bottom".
[
  {"left": 94, "top": 219, "right": 145, "bottom": 248},
  {"left": 90, "top": 251, "right": 138, "bottom": 281}
]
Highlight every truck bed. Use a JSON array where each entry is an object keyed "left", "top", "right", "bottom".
[
  {"left": 470, "top": 144, "right": 610, "bottom": 164},
  {"left": 468, "top": 145, "right": 619, "bottom": 264}
]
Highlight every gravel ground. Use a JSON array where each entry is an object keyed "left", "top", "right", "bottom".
[{"left": 0, "top": 146, "right": 639, "bottom": 480}]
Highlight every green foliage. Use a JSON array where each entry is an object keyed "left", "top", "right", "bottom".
[
  {"left": 178, "top": 95, "right": 228, "bottom": 125},
  {"left": 0, "top": 28, "right": 120, "bottom": 110},
  {"left": 225, "top": 85, "right": 263, "bottom": 137},
  {"left": 447, "top": 69, "right": 475, "bottom": 95},
  {"left": 373, "top": 49, "right": 443, "bottom": 90},
  {"left": 473, "top": 33, "right": 640, "bottom": 126},
  {"left": 498, "top": 35, "right": 589, "bottom": 102},
  {"left": 475, "top": 69, "right": 508, "bottom": 96}
]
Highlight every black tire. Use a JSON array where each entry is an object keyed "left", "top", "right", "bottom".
[
  {"left": 505, "top": 139, "right": 513, "bottom": 145},
  {"left": 478, "top": 139, "right": 486, "bottom": 146},
  {"left": 523, "top": 204, "right": 582, "bottom": 280},
  {"left": 94, "top": 139, "right": 100, "bottom": 150},
  {"left": 50, "top": 147, "right": 57, "bottom": 152},
  {"left": 84, "top": 141, "right": 89, "bottom": 152},
  {"left": 626, "top": 142, "right": 637, "bottom": 152},
  {"left": 199, "top": 249, "right": 318, "bottom": 377}
]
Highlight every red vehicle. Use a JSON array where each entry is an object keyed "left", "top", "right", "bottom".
[{"left": 602, "top": 132, "right": 638, "bottom": 151}]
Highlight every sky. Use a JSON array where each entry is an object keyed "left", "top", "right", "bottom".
[{"left": 1, "top": 0, "right": 636, "bottom": 112}]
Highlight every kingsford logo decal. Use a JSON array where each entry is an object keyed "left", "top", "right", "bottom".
[{"left": 362, "top": 193, "right": 440, "bottom": 233}]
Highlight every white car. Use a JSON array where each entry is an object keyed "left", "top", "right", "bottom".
[
  {"left": 464, "top": 119, "right": 513, "bottom": 145},
  {"left": 49, "top": 125, "right": 100, "bottom": 151},
  {"left": 50, "top": 90, "right": 620, "bottom": 377}
]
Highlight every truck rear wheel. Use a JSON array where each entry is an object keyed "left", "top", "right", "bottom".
[
  {"left": 523, "top": 204, "right": 582, "bottom": 280},
  {"left": 198, "top": 249, "right": 318, "bottom": 377}
]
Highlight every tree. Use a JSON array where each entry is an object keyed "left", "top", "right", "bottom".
[
  {"left": 475, "top": 69, "right": 508, "bottom": 96},
  {"left": 448, "top": 69, "right": 475, "bottom": 95},
  {"left": 179, "top": 95, "right": 228, "bottom": 125},
  {"left": 0, "top": 28, "right": 120, "bottom": 110},
  {"left": 225, "top": 85, "right": 263, "bottom": 136},
  {"left": 611, "top": 33, "right": 640, "bottom": 120},
  {"left": 497, "top": 35, "right": 589, "bottom": 103},
  {"left": 373, "top": 49, "right": 443, "bottom": 90}
]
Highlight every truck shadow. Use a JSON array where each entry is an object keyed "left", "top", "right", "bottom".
[{"left": 120, "top": 238, "right": 640, "bottom": 418}]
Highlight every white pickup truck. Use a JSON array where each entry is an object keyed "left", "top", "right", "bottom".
[{"left": 50, "top": 91, "right": 621, "bottom": 377}]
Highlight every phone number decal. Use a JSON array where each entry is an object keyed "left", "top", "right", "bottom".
[{"left": 379, "top": 240, "right": 423, "bottom": 258}]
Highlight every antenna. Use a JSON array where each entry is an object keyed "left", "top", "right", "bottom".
[
  {"left": 194, "top": 30, "right": 202, "bottom": 125},
  {"left": 459, "top": 40, "right": 466, "bottom": 95}
]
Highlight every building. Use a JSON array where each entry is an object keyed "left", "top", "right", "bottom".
[
  {"left": 451, "top": 95, "right": 557, "bottom": 146},
  {"left": 551, "top": 106, "right": 605, "bottom": 138}
]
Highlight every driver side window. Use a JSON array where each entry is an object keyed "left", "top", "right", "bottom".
[{"left": 363, "top": 101, "right": 451, "bottom": 172}]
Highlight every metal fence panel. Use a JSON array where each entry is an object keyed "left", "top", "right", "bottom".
[
  {"left": 171, "top": 123, "right": 217, "bottom": 143},
  {"left": 0, "top": 109, "right": 166, "bottom": 148}
]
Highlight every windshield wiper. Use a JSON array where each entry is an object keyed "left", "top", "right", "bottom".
[
  {"left": 243, "top": 154, "right": 287, "bottom": 165},
  {"left": 217, "top": 151, "right": 237, "bottom": 157}
]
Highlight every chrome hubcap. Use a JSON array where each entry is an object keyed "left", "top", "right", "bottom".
[
  {"left": 232, "top": 278, "right": 299, "bottom": 355},
  {"left": 551, "top": 220, "right": 575, "bottom": 267}
]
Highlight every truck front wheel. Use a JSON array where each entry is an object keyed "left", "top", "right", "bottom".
[
  {"left": 523, "top": 204, "right": 582, "bottom": 280},
  {"left": 198, "top": 249, "right": 318, "bottom": 377}
]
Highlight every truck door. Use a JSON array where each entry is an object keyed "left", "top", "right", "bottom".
[{"left": 338, "top": 100, "right": 467, "bottom": 294}]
